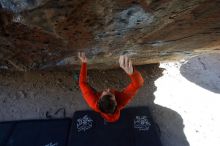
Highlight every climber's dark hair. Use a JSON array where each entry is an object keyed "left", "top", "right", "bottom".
[{"left": 98, "top": 94, "right": 117, "bottom": 114}]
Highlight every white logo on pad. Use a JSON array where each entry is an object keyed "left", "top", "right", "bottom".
[
  {"left": 134, "top": 116, "right": 151, "bottom": 131},
  {"left": 44, "top": 142, "right": 58, "bottom": 146},
  {"left": 77, "top": 115, "right": 93, "bottom": 132}
]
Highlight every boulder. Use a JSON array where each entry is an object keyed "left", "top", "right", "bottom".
[{"left": 0, "top": 0, "right": 220, "bottom": 70}]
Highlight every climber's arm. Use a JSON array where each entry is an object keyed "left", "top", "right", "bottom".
[
  {"left": 117, "top": 55, "right": 144, "bottom": 109},
  {"left": 78, "top": 53, "right": 99, "bottom": 109},
  {"left": 117, "top": 69, "right": 144, "bottom": 109}
]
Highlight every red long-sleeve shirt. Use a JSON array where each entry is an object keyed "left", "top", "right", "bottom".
[{"left": 79, "top": 63, "right": 144, "bottom": 122}]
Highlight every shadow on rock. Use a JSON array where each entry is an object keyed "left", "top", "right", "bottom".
[{"left": 180, "top": 53, "right": 220, "bottom": 94}]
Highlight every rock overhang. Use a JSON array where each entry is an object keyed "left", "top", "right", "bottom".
[{"left": 0, "top": 0, "right": 220, "bottom": 71}]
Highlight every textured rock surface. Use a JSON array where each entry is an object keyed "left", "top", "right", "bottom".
[{"left": 0, "top": 0, "right": 220, "bottom": 71}]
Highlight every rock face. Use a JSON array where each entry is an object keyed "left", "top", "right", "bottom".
[{"left": 0, "top": 0, "right": 220, "bottom": 71}]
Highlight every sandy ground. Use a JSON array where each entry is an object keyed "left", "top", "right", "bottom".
[
  {"left": 0, "top": 53, "right": 220, "bottom": 146},
  {"left": 154, "top": 53, "right": 220, "bottom": 146}
]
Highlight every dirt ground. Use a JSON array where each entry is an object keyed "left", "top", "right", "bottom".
[{"left": 0, "top": 53, "right": 220, "bottom": 146}]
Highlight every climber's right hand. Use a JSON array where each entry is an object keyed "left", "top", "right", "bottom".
[
  {"left": 78, "top": 52, "right": 88, "bottom": 63},
  {"left": 119, "top": 55, "right": 133, "bottom": 75}
]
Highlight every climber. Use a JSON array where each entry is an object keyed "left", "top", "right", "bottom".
[{"left": 78, "top": 52, "right": 144, "bottom": 122}]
